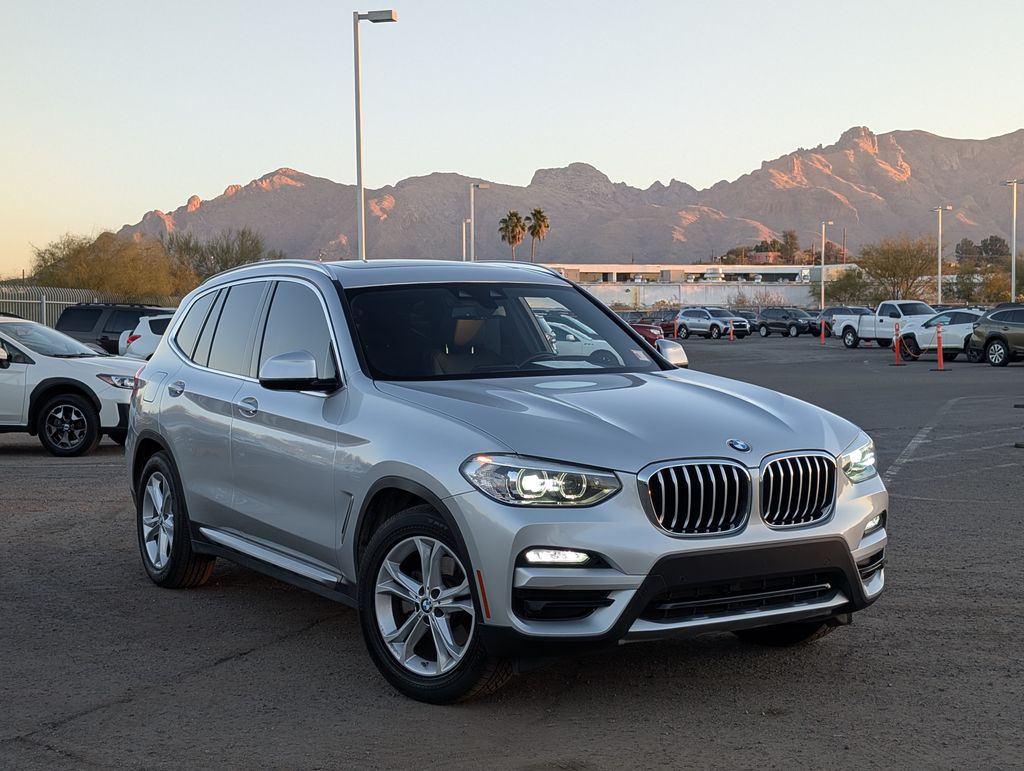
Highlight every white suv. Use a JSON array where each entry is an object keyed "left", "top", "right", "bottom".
[{"left": 0, "top": 319, "right": 140, "bottom": 455}]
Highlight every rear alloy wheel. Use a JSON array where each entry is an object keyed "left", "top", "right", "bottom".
[
  {"left": 758, "top": 325, "right": 770, "bottom": 338},
  {"left": 966, "top": 341, "right": 983, "bottom": 363},
  {"left": 842, "top": 329, "right": 859, "bottom": 348},
  {"left": 709, "top": 326, "right": 722, "bottom": 339},
  {"left": 359, "top": 506, "right": 511, "bottom": 703},
  {"left": 788, "top": 324, "right": 799, "bottom": 338},
  {"left": 986, "top": 339, "right": 1009, "bottom": 367},
  {"left": 734, "top": 620, "right": 835, "bottom": 647},
  {"left": 37, "top": 394, "right": 101, "bottom": 457},
  {"left": 900, "top": 337, "right": 920, "bottom": 361},
  {"left": 676, "top": 325, "right": 690, "bottom": 340}
]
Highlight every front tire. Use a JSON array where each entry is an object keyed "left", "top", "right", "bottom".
[
  {"left": 359, "top": 506, "right": 511, "bottom": 703},
  {"left": 676, "top": 325, "right": 690, "bottom": 340},
  {"left": 733, "top": 620, "right": 835, "bottom": 647},
  {"left": 788, "top": 324, "right": 799, "bottom": 338},
  {"left": 986, "top": 339, "right": 1010, "bottom": 367},
  {"left": 758, "top": 325, "right": 770, "bottom": 338},
  {"left": 36, "top": 393, "right": 101, "bottom": 457},
  {"left": 876, "top": 338, "right": 891, "bottom": 348},
  {"left": 709, "top": 325, "right": 722, "bottom": 339},
  {"left": 136, "top": 452, "right": 215, "bottom": 588},
  {"left": 842, "top": 329, "right": 859, "bottom": 348},
  {"left": 900, "top": 337, "right": 920, "bottom": 361}
]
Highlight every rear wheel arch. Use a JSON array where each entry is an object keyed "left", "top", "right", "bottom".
[{"left": 28, "top": 379, "right": 102, "bottom": 435}]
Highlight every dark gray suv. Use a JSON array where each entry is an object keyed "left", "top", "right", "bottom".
[{"left": 126, "top": 260, "right": 887, "bottom": 703}]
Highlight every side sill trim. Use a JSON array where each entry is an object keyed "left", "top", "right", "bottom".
[{"left": 198, "top": 527, "right": 342, "bottom": 586}]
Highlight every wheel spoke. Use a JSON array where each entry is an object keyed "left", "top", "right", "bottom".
[
  {"left": 415, "top": 537, "right": 438, "bottom": 590},
  {"left": 400, "top": 617, "right": 429, "bottom": 664},
  {"left": 382, "top": 611, "right": 418, "bottom": 644},
  {"left": 376, "top": 577, "right": 418, "bottom": 604},
  {"left": 430, "top": 615, "right": 462, "bottom": 671},
  {"left": 383, "top": 559, "right": 422, "bottom": 600}
]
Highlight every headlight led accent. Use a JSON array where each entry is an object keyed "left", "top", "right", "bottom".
[
  {"left": 461, "top": 454, "right": 620, "bottom": 507},
  {"left": 523, "top": 548, "right": 591, "bottom": 565},
  {"left": 97, "top": 374, "right": 137, "bottom": 390},
  {"left": 839, "top": 433, "right": 878, "bottom": 483}
]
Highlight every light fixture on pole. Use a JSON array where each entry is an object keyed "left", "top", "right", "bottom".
[
  {"left": 461, "top": 218, "right": 471, "bottom": 261},
  {"left": 353, "top": 9, "right": 397, "bottom": 263},
  {"left": 930, "top": 205, "right": 952, "bottom": 304},
  {"left": 819, "top": 220, "right": 833, "bottom": 311},
  {"left": 469, "top": 182, "right": 490, "bottom": 262},
  {"left": 1002, "top": 180, "right": 1021, "bottom": 302}
]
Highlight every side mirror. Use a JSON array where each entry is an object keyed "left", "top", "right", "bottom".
[
  {"left": 655, "top": 339, "right": 689, "bottom": 368},
  {"left": 566, "top": 334, "right": 577, "bottom": 342},
  {"left": 0, "top": 347, "right": 8, "bottom": 369},
  {"left": 259, "top": 350, "right": 338, "bottom": 392}
]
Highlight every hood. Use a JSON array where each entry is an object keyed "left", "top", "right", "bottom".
[
  {"left": 376, "top": 370, "right": 860, "bottom": 473},
  {"left": 43, "top": 354, "right": 143, "bottom": 376}
]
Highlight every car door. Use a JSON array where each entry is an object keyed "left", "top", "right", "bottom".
[
  {"left": 0, "top": 336, "right": 30, "bottom": 424},
  {"left": 160, "top": 283, "right": 267, "bottom": 528},
  {"left": 693, "top": 310, "right": 711, "bottom": 334},
  {"left": 875, "top": 303, "right": 899, "bottom": 338},
  {"left": 943, "top": 312, "right": 976, "bottom": 351},
  {"left": 229, "top": 279, "right": 344, "bottom": 572},
  {"left": 917, "top": 313, "right": 950, "bottom": 350}
]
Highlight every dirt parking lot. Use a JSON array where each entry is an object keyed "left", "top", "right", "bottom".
[{"left": 2, "top": 336, "right": 1023, "bottom": 769}]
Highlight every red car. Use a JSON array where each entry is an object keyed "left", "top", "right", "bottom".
[{"left": 613, "top": 311, "right": 665, "bottom": 344}]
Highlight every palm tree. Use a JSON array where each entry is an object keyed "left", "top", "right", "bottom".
[
  {"left": 498, "top": 210, "right": 527, "bottom": 261},
  {"left": 525, "top": 208, "right": 550, "bottom": 263}
]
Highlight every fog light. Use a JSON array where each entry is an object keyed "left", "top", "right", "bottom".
[
  {"left": 865, "top": 511, "right": 886, "bottom": 535},
  {"left": 523, "top": 548, "right": 590, "bottom": 565}
]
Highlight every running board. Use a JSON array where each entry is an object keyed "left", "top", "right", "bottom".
[{"left": 198, "top": 527, "right": 342, "bottom": 587}]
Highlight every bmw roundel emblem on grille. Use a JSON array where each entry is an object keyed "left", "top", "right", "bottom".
[{"left": 728, "top": 439, "right": 751, "bottom": 452}]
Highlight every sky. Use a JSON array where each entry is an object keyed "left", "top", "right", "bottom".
[{"left": 3, "top": 0, "right": 1024, "bottom": 276}]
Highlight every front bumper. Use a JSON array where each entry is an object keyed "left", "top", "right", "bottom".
[{"left": 447, "top": 470, "right": 887, "bottom": 656}]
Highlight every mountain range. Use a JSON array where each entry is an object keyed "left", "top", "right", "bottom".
[{"left": 119, "top": 126, "right": 1024, "bottom": 264}]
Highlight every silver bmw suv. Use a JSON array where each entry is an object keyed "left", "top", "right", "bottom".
[{"left": 127, "top": 259, "right": 887, "bottom": 703}]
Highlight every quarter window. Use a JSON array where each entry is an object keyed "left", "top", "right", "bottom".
[
  {"left": 55, "top": 307, "right": 101, "bottom": 333},
  {"left": 174, "top": 291, "right": 217, "bottom": 360},
  {"left": 103, "top": 310, "right": 145, "bottom": 334},
  {"left": 258, "top": 282, "right": 338, "bottom": 380}
]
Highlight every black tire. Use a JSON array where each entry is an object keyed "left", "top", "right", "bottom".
[
  {"left": 842, "top": 329, "right": 859, "bottom": 349},
  {"left": 108, "top": 432, "right": 127, "bottom": 446},
  {"left": 676, "top": 325, "right": 690, "bottom": 340},
  {"left": 942, "top": 350, "right": 958, "bottom": 362},
  {"left": 986, "top": 338, "right": 1010, "bottom": 367},
  {"left": 735, "top": 333, "right": 747, "bottom": 339},
  {"left": 36, "top": 393, "right": 101, "bottom": 457},
  {"left": 876, "top": 338, "right": 891, "bottom": 348},
  {"left": 358, "top": 506, "right": 512, "bottom": 704},
  {"left": 900, "top": 337, "right": 920, "bottom": 361},
  {"left": 136, "top": 452, "right": 215, "bottom": 588},
  {"left": 758, "top": 325, "right": 770, "bottom": 338},
  {"left": 788, "top": 324, "right": 799, "bottom": 338},
  {"left": 709, "top": 325, "right": 722, "bottom": 339},
  {"left": 733, "top": 620, "right": 835, "bottom": 647},
  {"left": 966, "top": 339, "right": 983, "bottom": 363}
]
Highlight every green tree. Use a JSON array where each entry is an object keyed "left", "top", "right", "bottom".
[
  {"left": 857, "top": 235, "right": 935, "bottom": 299},
  {"left": 166, "top": 227, "right": 284, "bottom": 280},
  {"left": 825, "top": 268, "right": 872, "bottom": 304},
  {"left": 781, "top": 230, "right": 800, "bottom": 264},
  {"left": 497, "top": 210, "right": 527, "bottom": 261},
  {"left": 955, "top": 237, "right": 980, "bottom": 261},
  {"left": 980, "top": 234, "right": 1010, "bottom": 257},
  {"left": 951, "top": 259, "right": 981, "bottom": 303},
  {"left": 524, "top": 208, "right": 550, "bottom": 263}
]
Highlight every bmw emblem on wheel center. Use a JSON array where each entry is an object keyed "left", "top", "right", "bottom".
[{"left": 728, "top": 439, "right": 751, "bottom": 452}]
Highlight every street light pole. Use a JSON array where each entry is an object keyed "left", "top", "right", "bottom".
[
  {"left": 820, "top": 220, "right": 833, "bottom": 311},
  {"left": 930, "top": 205, "right": 952, "bottom": 304},
  {"left": 352, "top": 9, "right": 397, "bottom": 263},
  {"left": 461, "top": 218, "right": 471, "bottom": 261},
  {"left": 469, "top": 182, "right": 489, "bottom": 262},
  {"left": 1003, "top": 180, "right": 1021, "bottom": 302}
]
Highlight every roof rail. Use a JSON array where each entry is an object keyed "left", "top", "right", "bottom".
[
  {"left": 478, "top": 261, "right": 565, "bottom": 279},
  {"left": 204, "top": 259, "right": 334, "bottom": 283}
]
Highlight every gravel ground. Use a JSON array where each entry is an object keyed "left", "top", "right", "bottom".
[{"left": 2, "top": 335, "right": 1022, "bottom": 769}]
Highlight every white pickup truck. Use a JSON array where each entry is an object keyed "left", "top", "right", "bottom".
[{"left": 833, "top": 300, "right": 936, "bottom": 349}]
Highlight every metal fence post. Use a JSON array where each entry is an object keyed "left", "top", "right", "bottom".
[{"left": 41, "top": 295, "right": 46, "bottom": 326}]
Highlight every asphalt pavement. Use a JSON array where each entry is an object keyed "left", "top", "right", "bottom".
[{"left": 2, "top": 335, "right": 1022, "bottom": 769}]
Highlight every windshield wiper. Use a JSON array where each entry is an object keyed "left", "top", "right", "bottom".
[{"left": 50, "top": 353, "right": 97, "bottom": 358}]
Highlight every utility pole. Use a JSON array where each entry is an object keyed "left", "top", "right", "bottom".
[
  {"left": 841, "top": 227, "right": 847, "bottom": 265},
  {"left": 931, "top": 205, "right": 952, "bottom": 304},
  {"left": 1003, "top": 180, "right": 1021, "bottom": 301}
]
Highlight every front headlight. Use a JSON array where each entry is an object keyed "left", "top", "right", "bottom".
[
  {"left": 839, "top": 433, "right": 877, "bottom": 483},
  {"left": 97, "top": 374, "right": 137, "bottom": 389},
  {"left": 461, "top": 454, "right": 621, "bottom": 507}
]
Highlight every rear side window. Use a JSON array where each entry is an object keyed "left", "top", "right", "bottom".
[
  {"left": 103, "top": 310, "right": 145, "bottom": 333},
  {"left": 258, "top": 282, "right": 337, "bottom": 380},
  {"left": 174, "top": 292, "right": 217, "bottom": 359},
  {"left": 990, "top": 310, "right": 1013, "bottom": 323},
  {"left": 149, "top": 318, "right": 171, "bottom": 335},
  {"left": 207, "top": 282, "right": 268, "bottom": 376},
  {"left": 1010, "top": 310, "right": 1024, "bottom": 324},
  {"left": 56, "top": 307, "right": 101, "bottom": 332}
]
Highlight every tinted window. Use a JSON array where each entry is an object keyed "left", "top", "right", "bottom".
[
  {"left": 174, "top": 292, "right": 217, "bottom": 359},
  {"left": 1010, "top": 310, "right": 1024, "bottom": 324},
  {"left": 207, "top": 282, "right": 268, "bottom": 375},
  {"left": 103, "top": 310, "right": 145, "bottom": 333},
  {"left": 258, "top": 282, "right": 337, "bottom": 380},
  {"left": 990, "top": 310, "right": 1013, "bottom": 323},
  {"left": 149, "top": 318, "right": 171, "bottom": 335},
  {"left": 877, "top": 304, "right": 893, "bottom": 317},
  {"left": 55, "top": 307, "right": 101, "bottom": 333},
  {"left": 897, "top": 302, "right": 935, "bottom": 316}
]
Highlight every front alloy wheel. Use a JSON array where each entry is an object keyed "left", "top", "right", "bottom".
[
  {"left": 843, "top": 329, "right": 859, "bottom": 349},
  {"left": 759, "top": 325, "right": 770, "bottom": 338},
  {"left": 710, "top": 325, "right": 722, "bottom": 339},
  {"left": 359, "top": 506, "right": 512, "bottom": 703},
  {"left": 788, "top": 324, "right": 799, "bottom": 337},
  {"left": 37, "top": 394, "right": 100, "bottom": 457},
  {"left": 374, "top": 535, "right": 475, "bottom": 677}
]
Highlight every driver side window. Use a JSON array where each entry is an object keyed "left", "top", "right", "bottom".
[{"left": 0, "top": 337, "right": 29, "bottom": 364}]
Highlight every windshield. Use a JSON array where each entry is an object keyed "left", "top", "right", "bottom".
[
  {"left": 0, "top": 321, "right": 98, "bottom": 357},
  {"left": 898, "top": 302, "right": 935, "bottom": 316},
  {"left": 347, "top": 283, "right": 662, "bottom": 380},
  {"left": 787, "top": 309, "right": 812, "bottom": 318},
  {"left": 708, "top": 309, "right": 734, "bottom": 318}
]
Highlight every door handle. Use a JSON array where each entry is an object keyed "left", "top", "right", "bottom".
[
  {"left": 167, "top": 380, "right": 185, "bottom": 397},
  {"left": 237, "top": 397, "right": 259, "bottom": 418}
]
